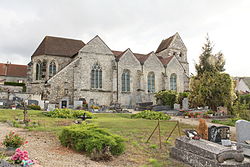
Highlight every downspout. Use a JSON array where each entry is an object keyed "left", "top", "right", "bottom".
[{"left": 116, "top": 60, "right": 119, "bottom": 102}]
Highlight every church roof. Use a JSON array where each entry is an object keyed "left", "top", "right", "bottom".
[
  {"left": 0, "top": 63, "right": 27, "bottom": 77},
  {"left": 155, "top": 35, "right": 175, "bottom": 53},
  {"left": 112, "top": 49, "right": 151, "bottom": 64},
  {"left": 158, "top": 56, "right": 174, "bottom": 66},
  {"left": 32, "top": 36, "right": 85, "bottom": 57}
]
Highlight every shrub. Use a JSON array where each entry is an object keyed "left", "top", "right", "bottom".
[
  {"left": 59, "top": 123, "right": 125, "bottom": 160},
  {"left": 131, "top": 110, "right": 171, "bottom": 120},
  {"left": 155, "top": 90, "right": 177, "bottom": 108},
  {"left": 46, "top": 108, "right": 93, "bottom": 119},
  {"left": 27, "top": 104, "right": 41, "bottom": 110},
  {"left": 3, "top": 132, "right": 27, "bottom": 148}
]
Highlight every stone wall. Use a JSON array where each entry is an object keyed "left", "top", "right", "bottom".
[
  {"left": 27, "top": 34, "right": 190, "bottom": 107},
  {"left": 117, "top": 49, "right": 142, "bottom": 107}
]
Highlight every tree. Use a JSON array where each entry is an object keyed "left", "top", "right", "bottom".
[
  {"left": 189, "top": 36, "right": 235, "bottom": 111},
  {"left": 195, "top": 35, "right": 225, "bottom": 76}
]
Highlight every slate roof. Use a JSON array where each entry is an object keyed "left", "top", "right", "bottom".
[
  {"left": 0, "top": 63, "right": 27, "bottom": 77},
  {"left": 32, "top": 36, "right": 85, "bottom": 57},
  {"left": 242, "top": 77, "right": 250, "bottom": 88},
  {"left": 155, "top": 35, "right": 175, "bottom": 53}
]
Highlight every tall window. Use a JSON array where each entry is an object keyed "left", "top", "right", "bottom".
[
  {"left": 148, "top": 72, "right": 155, "bottom": 93},
  {"left": 35, "top": 61, "right": 42, "bottom": 80},
  {"left": 170, "top": 73, "right": 177, "bottom": 91},
  {"left": 91, "top": 62, "right": 102, "bottom": 89},
  {"left": 49, "top": 61, "right": 57, "bottom": 77},
  {"left": 122, "top": 70, "right": 130, "bottom": 92}
]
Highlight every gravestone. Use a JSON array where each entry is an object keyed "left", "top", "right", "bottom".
[
  {"left": 74, "top": 101, "right": 83, "bottom": 109},
  {"left": 170, "top": 136, "right": 250, "bottom": 167},
  {"left": 236, "top": 120, "right": 250, "bottom": 143},
  {"left": 182, "top": 98, "right": 189, "bottom": 110},
  {"left": 0, "top": 101, "right": 3, "bottom": 106},
  {"left": 174, "top": 103, "right": 181, "bottom": 110},
  {"left": 47, "top": 104, "right": 56, "bottom": 111},
  {"left": 208, "top": 126, "right": 230, "bottom": 143},
  {"left": 28, "top": 100, "right": 38, "bottom": 106},
  {"left": 0, "top": 160, "right": 16, "bottom": 167}
]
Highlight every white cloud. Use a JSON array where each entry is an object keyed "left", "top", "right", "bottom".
[{"left": 0, "top": 0, "right": 249, "bottom": 76}]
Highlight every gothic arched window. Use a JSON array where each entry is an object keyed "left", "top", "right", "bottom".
[
  {"left": 91, "top": 62, "right": 102, "bottom": 89},
  {"left": 122, "top": 70, "right": 130, "bottom": 92},
  {"left": 49, "top": 61, "right": 57, "bottom": 77},
  {"left": 170, "top": 73, "right": 177, "bottom": 91},
  {"left": 35, "top": 61, "right": 42, "bottom": 80},
  {"left": 148, "top": 72, "right": 155, "bottom": 93}
]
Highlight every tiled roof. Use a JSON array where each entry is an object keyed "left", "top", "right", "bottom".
[
  {"left": 0, "top": 63, "right": 27, "bottom": 77},
  {"left": 158, "top": 56, "right": 174, "bottom": 66},
  {"left": 32, "top": 36, "right": 85, "bottom": 57},
  {"left": 112, "top": 49, "right": 151, "bottom": 64},
  {"left": 155, "top": 35, "right": 175, "bottom": 53}
]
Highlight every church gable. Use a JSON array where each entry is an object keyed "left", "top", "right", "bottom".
[
  {"left": 144, "top": 52, "right": 164, "bottom": 69},
  {"left": 79, "top": 35, "right": 113, "bottom": 55},
  {"left": 119, "top": 49, "right": 141, "bottom": 66},
  {"left": 169, "top": 33, "right": 187, "bottom": 51},
  {"left": 167, "top": 56, "right": 185, "bottom": 72}
]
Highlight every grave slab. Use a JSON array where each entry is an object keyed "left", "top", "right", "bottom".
[{"left": 170, "top": 136, "right": 250, "bottom": 167}]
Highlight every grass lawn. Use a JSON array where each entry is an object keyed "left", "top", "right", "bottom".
[{"left": 0, "top": 109, "right": 193, "bottom": 166}]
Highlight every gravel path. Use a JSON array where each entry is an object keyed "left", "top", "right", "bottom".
[{"left": 0, "top": 123, "right": 108, "bottom": 167}]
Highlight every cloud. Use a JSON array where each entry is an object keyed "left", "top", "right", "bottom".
[{"left": 0, "top": 0, "right": 249, "bottom": 76}]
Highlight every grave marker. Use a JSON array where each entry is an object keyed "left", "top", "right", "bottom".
[{"left": 236, "top": 120, "right": 250, "bottom": 143}]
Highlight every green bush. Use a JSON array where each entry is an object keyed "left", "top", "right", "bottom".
[
  {"left": 131, "top": 110, "right": 171, "bottom": 120},
  {"left": 59, "top": 123, "right": 125, "bottom": 160},
  {"left": 27, "top": 104, "right": 41, "bottom": 110},
  {"left": 4, "top": 82, "right": 25, "bottom": 87},
  {"left": 155, "top": 90, "right": 177, "bottom": 108},
  {"left": 4, "top": 82, "right": 26, "bottom": 92},
  {"left": 46, "top": 108, "right": 93, "bottom": 118},
  {"left": 232, "top": 102, "right": 250, "bottom": 121}
]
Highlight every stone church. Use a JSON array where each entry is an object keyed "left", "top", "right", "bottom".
[{"left": 27, "top": 33, "right": 189, "bottom": 108}]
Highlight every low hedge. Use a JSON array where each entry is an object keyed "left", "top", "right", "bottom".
[
  {"left": 4, "top": 82, "right": 25, "bottom": 87},
  {"left": 27, "top": 104, "right": 41, "bottom": 110},
  {"left": 59, "top": 123, "right": 125, "bottom": 160},
  {"left": 46, "top": 108, "right": 93, "bottom": 118},
  {"left": 131, "top": 110, "right": 171, "bottom": 120}
]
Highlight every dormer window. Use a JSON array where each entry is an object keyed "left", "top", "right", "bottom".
[
  {"left": 173, "top": 52, "right": 177, "bottom": 56},
  {"left": 179, "top": 53, "right": 182, "bottom": 58}
]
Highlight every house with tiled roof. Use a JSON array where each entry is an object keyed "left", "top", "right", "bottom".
[
  {"left": 0, "top": 63, "right": 27, "bottom": 84},
  {"left": 27, "top": 33, "right": 189, "bottom": 108},
  {"left": 235, "top": 77, "right": 250, "bottom": 94}
]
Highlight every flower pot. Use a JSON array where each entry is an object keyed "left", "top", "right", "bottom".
[{"left": 5, "top": 147, "right": 17, "bottom": 156}]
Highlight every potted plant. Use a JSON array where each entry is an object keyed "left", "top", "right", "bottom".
[
  {"left": 184, "top": 112, "right": 189, "bottom": 118},
  {"left": 2, "top": 132, "right": 27, "bottom": 150},
  {"left": 189, "top": 112, "right": 194, "bottom": 118},
  {"left": 207, "top": 110, "right": 214, "bottom": 117},
  {"left": 195, "top": 112, "right": 201, "bottom": 118}
]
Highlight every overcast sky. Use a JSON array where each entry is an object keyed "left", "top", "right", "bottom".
[{"left": 0, "top": 0, "right": 249, "bottom": 76}]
